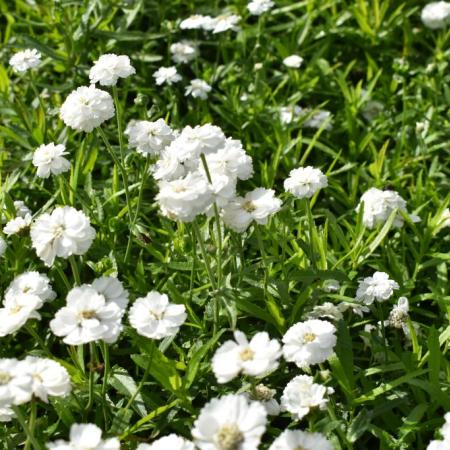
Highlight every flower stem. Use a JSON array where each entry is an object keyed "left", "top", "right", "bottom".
[
  {"left": 69, "top": 255, "right": 81, "bottom": 285},
  {"left": 12, "top": 404, "right": 43, "bottom": 450}
]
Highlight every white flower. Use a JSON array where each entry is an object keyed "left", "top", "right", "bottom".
[
  {"left": 30, "top": 206, "right": 96, "bottom": 267},
  {"left": 129, "top": 291, "right": 187, "bottom": 339},
  {"left": 0, "top": 237, "right": 6, "bottom": 257},
  {"left": 248, "top": 0, "right": 274, "bottom": 15},
  {"left": 125, "top": 119, "right": 175, "bottom": 156},
  {"left": 355, "top": 271, "right": 399, "bottom": 306},
  {"left": 5, "top": 271, "right": 56, "bottom": 304},
  {"left": 91, "top": 276, "right": 129, "bottom": 312},
  {"left": 137, "top": 435, "right": 195, "bottom": 450},
  {"left": 284, "top": 166, "right": 328, "bottom": 199},
  {"left": 283, "top": 54, "right": 304, "bottom": 68},
  {"left": 427, "top": 414, "right": 450, "bottom": 449},
  {"left": 156, "top": 172, "right": 213, "bottom": 222},
  {"left": 47, "top": 423, "right": 120, "bottom": 450},
  {"left": 0, "top": 358, "right": 33, "bottom": 406},
  {"left": 152, "top": 148, "right": 185, "bottom": 181},
  {"left": 9, "top": 48, "right": 41, "bottom": 72},
  {"left": 167, "top": 124, "right": 226, "bottom": 163},
  {"left": 153, "top": 66, "right": 182, "bottom": 85},
  {"left": 221, "top": 188, "right": 282, "bottom": 233},
  {"left": 306, "top": 302, "right": 345, "bottom": 322},
  {"left": 3, "top": 213, "right": 32, "bottom": 236},
  {"left": 212, "top": 330, "right": 281, "bottom": 383},
  {"left": 0, "top": 292, "right": 42, "bottom": 337},
  {"left": 180, "top": 14, "right": 214, "bottom": 30},
  {"left": 0, "top": 406, "right": 15, "bottom": 422},
  {"left": 356, "top": 187, "right": 420, "bottom": 229},
  {"left": 421, "top": 2, "right": 450, "bottom": 28},
  {"left": 192, "top": 394, "right": 267, "bottom": 450},
  {"left": 280, "top": 375, "right": 331, "bottom": 420},
  {"left": 32, "top": 143, "right": 71, "bottom": 178},
  {"left": 302, "top": 109, "right": 333, "bottom": 130},
  {"left": 1, "top": 201, "right": 31, "bottom": 223},
  {"left": 60, "top": 85, "right": 115, "bottom": 132},
  {"left": 170, "top": 41, "right": 198, "bottom": 64},
  {"left": 279, "top": 105, "right": 303, "bottom": 125},
  {"left": 210, "top": 14, "right": 241, "bottom": 33},
  {"left": 89, "top": 53, "right": 135, "bottom": 86},
  {"left": 282, "top": 319, "right": 337, "bottom": 368},
  {"left": 247, "top": 384, "right": 280, "bottom": 416},
  {"left": 20, "top": 357, "right": 71, "bottom": 402},
  {"left": 185, "top": 79, "right": 212, "bottom": 100},
  {"left": 50, "top": 285, "right": 123, "bottom": 345},
  {"left": 269, "top": 429, "right": 333, "bottom": 450}
]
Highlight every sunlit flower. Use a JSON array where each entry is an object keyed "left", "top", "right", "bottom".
[
  {"left": 280, "top": 375, "right": 332, "bottom": 420},
  {"left": 282, "top": 319, "right": 337, "bottom": 368},
  {"left": 153, "top": 66, "right": 182, "bottom": 86},
  {"left": 421, "top": 2, "right": 450, "bottom": 29},
  {"left": 210, "top": 14, "right": 240, "bottom": 33},
  {"left": 3, "top": 214, "right": 32, "bottom": 236},
  {"left": 30, "top": 206, "right": 96, "bottom": 267},
  {"left": 283, "top": 54, "right": 304, "bottom": 68},
  {"left": 355, "top": 271, "right": 399, "bottom": 305},
  {"left": 137, "top": 434, "right": 195, "bottom": 450},
  {"left": 185, "top": 79, "right": 212, "bottom": 100},
  {"left": 60, "top": 85, "right": 115, "bottom": 132},
  {"left": 5, "top": 271, "right": 56, "bottom": 304},
  {"left": 212, "top": 330, "right": 281, "bottom": 383},
  {"left": 0, "top": 358, "right": 33, "bottom": 406},
  {"left": 9, "top": 48, "right": 41, "bottom": 72},
  {"left": 170, "top": 41, "right": 198, "bottom": 64},
  {"left": 32, "top": 143, "right": 71, "bottom": 178},
  {"left": 269, "top": 429, "right": 333, "bottom": 450},
  {"left": 125, "top": 119, "right": 175, "bottom": 156},
  {"left": 284, "top": 166, "right": 328, "bottom": 199},
  {"left": 129, "top": 291, "right": 187, "bottom": 339},
  {"left": 248, "top": 0, "right": 275, "bottom": 15},
  {"left": 180, "top": 15, "right": 214, "bottom": 30},
  {"left": 89, "top": 53, "right": 135, "bottom": 86},
  {"left": 192, "top": 394, "right": 267, "bottom": 450}
]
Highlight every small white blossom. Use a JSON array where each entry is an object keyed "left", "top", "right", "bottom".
[
  {"left": 210, "top": 14, "right": 241, "bottom": 33},
  {"left": 248, "top": 0, "right": 275, "bottom": 15},
  {"left": 280, "top": 375, "right": 332, "bottom": 420},
  {"left": 0, "top": 358, "right": 33, "bottom": 406},
  {"left": 356, "top": 187, "right": 420, "bottom": 229},
  {"left": 192, "top": 394, "right": 267, "bottom": 450},
  {"left": 156, "top": 172, "right": 214, "bottom": 222},
  {"left": 20, "top": 357, "right": 71, "bottom": 402},
  {"left": 89, "top": 53, "right": 135, "bottom": 86},
  {"left": 91, "top": 276, "right": 129, "bottom": 312},
  {"left": 3, "top": 213, "right": 32, "bottom": 236},
  {"left": 153, "top": 66, "right": 182, "bottom": 85},
  {"left": 269, "top": 429, "right": 333, "bottom": 450},
  {"left": 152, "top": 148, "right": 185, "bottom": 181},
  {"left": 279, "top": 105, "right": 303, "bottom": 125},
  {"left": 5, "top": 271, "right": 56, "bottom": 304},
  {"left": 129, "top": 291, "right": 187, "bottom": 339},
  {"left": 30, "top": 206, "right": 96, "bottom": 267},
  {"left": 170, "top": 41, "right": 198, "bottom": 64},
  {"left": 212, "top": 330, "right": 281, "bottom": 383},
  {"left": 355, "top": 271, "right": 399, "bottom": 306},
  {"left": 137, "top": 434, "right": 195, "bottom": 450},
  {"left": 421, "top": 2, "right": 450, "bottom": 28},
  {"left": 283, "top": 54, "right": 304, "bottom": 68},
  {"left": 180, "top": 15, "right": 214, "bottom": 30},
  {"left": 0, "top": 406, "right": 15, "bottom": 422},
  {"left": 9, "top": 48, "right": 41, "bottom": 72},
  {"left": 282, "top": 319, "right": 337, "bottom": 368},
  {"left": 221, "top": 188, "right": 282, "bottom": 232},
  {"left": 32, "top": 143, "right": 71, "bottom": 178},
  {"left": 185, "top": 79, "right": 212, "bottom": 100},
  {"left": 46, "top": 423, "right": 120, "bottom": 450},
  {"left": 284, "top": 166, "right": 328, "bottom": 199},
  {"left": 50, "top": 285, "right": 123, "bottom": 345},
  {"left": 306, "top": 302, "right": 345, "bottom": 322},
  {"left": 125, "top": 119, "right": 175, "bottom": 156},
  {"left": 60, "top": 85, "right": 115, "bottom": 132}
]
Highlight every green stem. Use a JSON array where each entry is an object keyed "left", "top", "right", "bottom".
[
  {"left": 12, "top": 404, "right": 43, "bottom": 450},
  {"left": 100, "top": 342, "right": 110, "bottom": 427},
  {"left": 124, "top": 156, "right": 151, "bottom": 263},
  {"left": 304, "top": 199, "right": 317, "bottom": 269},
  {"left": 24, "top": 399, "right": 37, "bottom": 450},
  {"left": 69, "top": 255, "right": 81, "bottom": 285},
  {"left": 84, "top": 342, "right": 97, "bottom": 415},
  {"left": 254, "top": 224, "right": 269, "bottom": 293},
  {"left": 53, "top": 264, "right": 71, "bottom": 291},
  {"left": 377, "top": 303, "right": 389, "bottom": 363},
  {"left": 97, "top": 127, "right": 133, "bottom": 226}
]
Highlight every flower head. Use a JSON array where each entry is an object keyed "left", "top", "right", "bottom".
[
  {"left": 129, "top": 291, "right": 187, "bottom": 339},
  {"left": 60, "top": 85, "right": 115, "bottom": 132},
  {"left": 355, "top": 271, "right": 399, "bottom": 305},
  {"left": 284, "top": 166, "right": 328, "bottom": 199},
  {"left": 32, "top": 143, "right": 71, "bottom": 178},
  {"left": 137, "top": 435, "right": 195, "bottom": 450},
  {"left": 170, "top": 41, "right": 198, "bottom": 64},
  {"left": 283, "top": 54, "right": 304, "bottom": 68},
  {"left": 125, "top": 119, "right": 175, "bottom": 156},
  {"left": 248, "top": 0, "right": 275, "bottom": 15},
  {"left": 9, "top": 49, "right": 41, "bottom": 72},
  {"left": 30, "top": 206, "right": 96, "bottom": 267},
  {"left": 3, "top": 214, "right": 32, "bottom": 236},
  {"left": 0, "top": 358, "right": 33, "bottom": 406},
  {"left": 221, "top": 188, "right": 282, "bottom": 232},
  {"left": 280, "top": 375, "right": 332, "bottom": 420},
  {"left": 421, "top": 2, "right": 450, "bottom": 29},
  {"left": 153, "top": 66, "right": 182, "bottom": 85},
  {"left": 282, "top": 319, "right": 337, "bottom": 368},
  {"left": 180, "top": 15, "right": 214, "bottom": 30},
  {"left": 185, "top": 79, "right": 212, "bottom": 100},
  {"left": 269, "top": 429, "right": 333, "bottom": 450},
  {"left": 212, "top": 330, "right": 281, "bottom": 383},
  {"left": 89, "top": 53, "right": 135, "bottom": 86},
  {"left": 192, "top": 394, "right": 267, "bottom": 450}
]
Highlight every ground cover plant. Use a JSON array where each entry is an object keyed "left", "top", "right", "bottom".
[{"left": 0, "top": 0, "right": 450, "bottom": 449}]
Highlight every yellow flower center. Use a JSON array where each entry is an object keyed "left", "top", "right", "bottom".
[
  {"left": 239, "top": 348, "right": 254, "bottom": 361},
  {"left": 215, "top": 424, "right": 244, "bottom": 450},
  {"left": 303, "top": 332, "right": 316, "bottom": 343}
]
